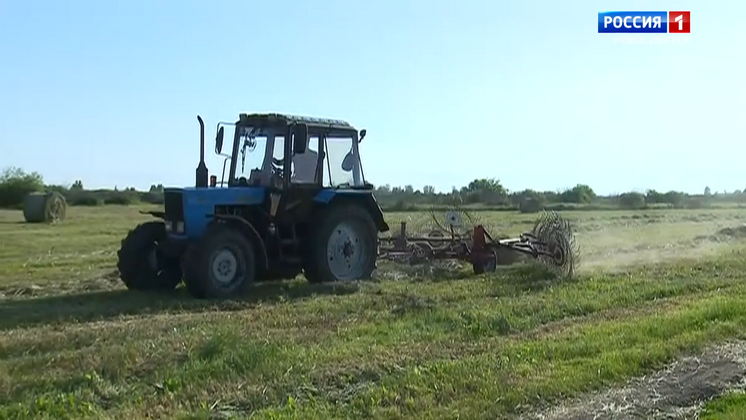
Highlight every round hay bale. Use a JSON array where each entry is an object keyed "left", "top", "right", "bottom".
[
  {"left": 519, "top": 197, "right": 543, "bottom": 214},
  {"left": 23, "top": 192, "right": 67, "bottom": 223}
]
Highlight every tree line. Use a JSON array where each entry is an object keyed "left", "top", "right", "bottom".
[
  {"left": 372, "top": 178, "right": 746, "bottom": 212},
  {"left": 0, "top": 167, "right": 743, "bottom": 212},
  {"left": 0, "top": 167, "right": 165, "bottom": 208}
]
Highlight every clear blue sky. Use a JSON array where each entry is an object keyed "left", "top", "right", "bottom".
[{"left": 1, "top": 0, "right": 742, "bottom": 195}]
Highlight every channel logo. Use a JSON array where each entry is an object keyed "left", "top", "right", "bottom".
[{"left": 598, "top": 11, "right": 690, "bottom": 33}]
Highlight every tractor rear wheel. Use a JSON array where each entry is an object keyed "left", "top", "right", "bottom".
[
  {"left": 304, "top": 204, "right": 378, "bottom": 284},
  {"left": 183, "top": 223, "right": 256, "bottom": 299},
  {"left": 117, "top": 221, "right": 182, "bottom": 291}
]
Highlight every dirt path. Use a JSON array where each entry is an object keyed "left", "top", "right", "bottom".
[{"left": 520, "top": 340, "right": 746, "bottom": 420}]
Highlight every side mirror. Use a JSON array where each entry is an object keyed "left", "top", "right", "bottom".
[
  {"left": 215, "top": 126, "right": 224, "bottom": 154},
  {"left": 292, "top": 123, "right": 308, "bottom": 154},
  {"left": 341, "top": 151, "right": 355, "bottom": 172},
  {"left": 359, "top": 129, "right": 367, "bottom": 143}
]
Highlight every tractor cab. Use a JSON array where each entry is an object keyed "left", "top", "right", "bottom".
[{"left": 213, "top": 113, "right": 370, "bottom": 191}]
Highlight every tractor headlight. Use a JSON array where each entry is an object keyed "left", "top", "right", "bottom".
[{"left": 176, "top": 221, "right": 184, "bottom": 234}]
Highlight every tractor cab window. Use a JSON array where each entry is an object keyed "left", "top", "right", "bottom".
[
  {"left": 272, "top": 137, "right": 284, "bottom": 161},
  {"left": 322, "top": 135, "right": 362, "bottom": 188},
  {"left": 291, "top": 136, "right": 320, "bottom": 184},
  {"left": 271, "top": 136, "right": 287, "bottom": 181}
]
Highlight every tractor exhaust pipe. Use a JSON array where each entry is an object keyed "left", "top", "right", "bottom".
[{"left": 195, "top": 115, "right": 208, "bottom": 188}]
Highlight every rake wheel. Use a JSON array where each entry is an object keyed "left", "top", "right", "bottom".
[
  {"left": 530, "top": 211, "right": 579, "bottom": 278},
  {"left": 426, "top": 204, "right": 488, "bottom": 239}
]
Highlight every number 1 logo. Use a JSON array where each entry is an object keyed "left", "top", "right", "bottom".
[{"left": 668, "top": 11, "right": 690, "bottom": 33}]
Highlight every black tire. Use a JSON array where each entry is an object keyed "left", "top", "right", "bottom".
[
  {"left": 472, "top": 249, "right": 498, "bottom": 274},
  {"left": 183, "top": 223, "right": 256, "bottom": 299},
  {"left": 304, "top": 204, "right": 378, "bottom": 284},
  {"left": 117, "top": 221, "right": 182, "bottom": 291}
]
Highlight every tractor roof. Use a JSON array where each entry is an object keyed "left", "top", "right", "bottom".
[{"left": 237, "top": 113, "right": 356, "bottom": 131}]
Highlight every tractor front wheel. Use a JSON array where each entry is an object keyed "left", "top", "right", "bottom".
[
  {"left": 117, "top": 221, "right": 182, "bottom": 291},
  {"left": 304, "top": 204, "right": 378, "bottom": 284},
  {"left": 183, "top": 223, "right": 256, "bottom": 299}
]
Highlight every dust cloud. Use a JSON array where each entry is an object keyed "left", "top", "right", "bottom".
[{"left": 574, "top": 218, "right": 746, "bottom": 274}]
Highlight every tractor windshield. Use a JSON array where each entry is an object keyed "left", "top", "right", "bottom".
[
  {"left": 322, "top": 135, "right": 364, "bottom": 188},
  {"left": 233, "top": 125, "right": 280, "bottom": 185}
]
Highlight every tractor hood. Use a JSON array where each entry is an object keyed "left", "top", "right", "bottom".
[
  {"left": 178, "top": 186, "right": 266, "bottom": 206},
  {"left": 163, "top": 186, "right": 267, "bottom": 240}
]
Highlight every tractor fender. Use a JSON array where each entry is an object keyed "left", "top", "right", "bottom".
[
  {"left": 361, "top": 194, "right": 390, "bottom": 233},
  {"left": 209, "top": 214, "right": 269, "bottom": 270},
  {"left": 316, "top": 191, "right": 390, "bottom": 233}
]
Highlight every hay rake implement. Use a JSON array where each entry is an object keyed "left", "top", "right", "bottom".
[{"left": 377, "top": 210, "right": 579, "bottom": 277}]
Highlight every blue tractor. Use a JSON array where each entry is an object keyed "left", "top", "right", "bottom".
[{"left": 116, "top": 113, "right": 390, "bottom": 299}]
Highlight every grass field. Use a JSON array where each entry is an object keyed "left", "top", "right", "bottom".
[
  {"left": 2, "top": 205, "right": 746, "bottom": 419},
  {"left": 701, "top": 391, "right": 746, "bottom": 420}
]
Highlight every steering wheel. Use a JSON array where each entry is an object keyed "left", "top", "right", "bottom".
[{"left": 271, "top": 157, "right": 285, "bottom": 178}]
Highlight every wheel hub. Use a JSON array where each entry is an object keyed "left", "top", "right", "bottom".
[
  {"left": 550, "top": 243, "right": 566, "bottom": 266},
  {"left": 211, "top": 248, "right": 238, "bottom": 284},
  {"left": 327, "top": 223, "right": 367, "bottom": 281},
  {"left": 342, "top": 241, "right": 355, "bottom": 258}
]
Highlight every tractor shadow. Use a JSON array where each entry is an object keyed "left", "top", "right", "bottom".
[{"left": 0, "top": 280, "right": 360, "bottom": 331}]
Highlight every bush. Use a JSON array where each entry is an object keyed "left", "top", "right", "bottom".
[
  {"left": 140, "top": 192, "right": 164, "bottom": 205},
  {"left": 519, "top": 197, "right": 543, "bottom": 213},
  {"left": 70, "top": 195, "right": 102, "bottom": 206},
  {"left": 0, "top": 167, "right": 45, "bottom": 208},
  {"left": 618, "top": 192, "right": 646, "bottom": 209},
  {"left": 104, "top": 194, "right": 136, "bottom": 205},
  {"left": 45, "top": 184, "right": 69, "bottom": 195},
  {"left": 385, "top": 200, "right": 417, "bottom": 212}
]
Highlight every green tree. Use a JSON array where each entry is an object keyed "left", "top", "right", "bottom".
[
  {"left": 662, "top": 191, "right": 686, "bottom": 208},
  {"left": 462, "top": 178, "right": 508, "bottom": 205},
  {"left": 559, "top": 184, "right": 596, "bottom": 204},
  {"left": 0, "top": 167, "right": 45, "bottom": 208},
  {"left": 510, "top": 189, "right": 545, "bottom": 206}
]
